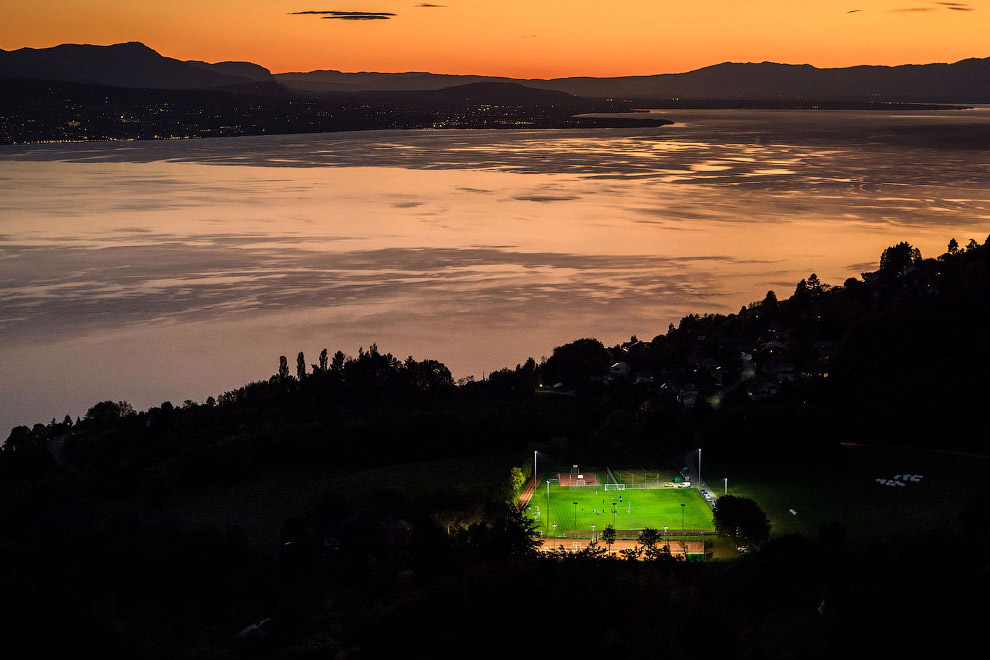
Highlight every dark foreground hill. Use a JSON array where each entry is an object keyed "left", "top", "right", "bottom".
[{"left": 2, "top": 237, "right": 989, "bottom": 657}]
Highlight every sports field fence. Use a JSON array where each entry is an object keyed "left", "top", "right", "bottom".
[
  {"left": 611, "top": 469, "right": 667, "bottom": 489},
  {"left": 541, "top": 529, "right": 715, "bottom": 541},
  {"left": 532, "top": 452, "right": 605, "bottom": 487}
]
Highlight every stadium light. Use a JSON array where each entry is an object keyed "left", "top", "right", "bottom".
[
  {"left": 546, "top": 480, "right": 552, "bottom": 535},
  {"left": 698, "top": 447, "right": 702, "bottom": 489}
]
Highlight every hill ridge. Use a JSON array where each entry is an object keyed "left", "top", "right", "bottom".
[{"left": 3, "top": 42, "right": 989, "bottom": 101}]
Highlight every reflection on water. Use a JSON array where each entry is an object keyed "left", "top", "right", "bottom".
[{"left": 1, "top": 109, "right": 988, "bottom": 432}]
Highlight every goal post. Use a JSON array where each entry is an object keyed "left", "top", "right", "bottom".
[
  {"left": 604, "top": 483, "right": 626, "bottom": 492},
  {"left": 605, "top": 469, "right": 664, "bottom": 489}
]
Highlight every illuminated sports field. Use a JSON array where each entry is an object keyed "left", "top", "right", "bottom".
[{"left": 524, "top": 475, "right": 714, "bottom": 538}]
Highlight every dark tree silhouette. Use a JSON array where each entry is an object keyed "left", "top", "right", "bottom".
[
  {"left": 462, "top": 503, "right": 540, "bottom": 559},
  {"left": 541, "top": 337, "right": 610, "bottom": 386},
  {"left": 297, "top": 352, "right": 306, "bottom": 380},
  {"left": 806, "top": 273, "right": 826, "bottom": 296},
  {"left": 638, "top": 527, "right": 672, "bottom": 560},
  {"left": 713, "top": 495, "right": 770, "bottom": 546},
  {"left": 3, "top": 425, "right": 34, "bottom": 452},
  {"left": 878, "top": 241, "right": 922, "bottom": 275},
  {"left": 84, "top": 400, "right": 135, "bottom": 424},
  {"left": 638, "top": 526, "right": 660, "bottom": 549},
  {"left": 618, "top": 546, "right": 643, "bottom": 561},
  {"left": 601, "top": 524, "right": 617, "bottom": 554},
  {"left": 278, "top": 355, "right": 289, "bottom": 381},
  {"left": 404, "top": 357, "right": 454, "bottom": 391}
]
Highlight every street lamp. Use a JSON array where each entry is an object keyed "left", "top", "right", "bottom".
[
  {"left": 573, "top": 501, "right": 578, "bottom": 529},
  {"left": 681, "top": 502, "right": 686, "bottom": 530},
  {"left": 724, "top": 477, "right": 728, "bottom": 496},
  {"left": 552, "top": 522, "right": 557, "bottom": 538},
  {"left": 663, "top": 525, "right": 668, "bottom": 551},
  {"left": 591, "top": 524, "right": 597, "bottom": 542},
  {"left": 612, "top": 502, "right": 617, "bottom": 528}
]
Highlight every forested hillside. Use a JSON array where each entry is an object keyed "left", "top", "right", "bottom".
[{"left": 2, "top": 235, "right": 988, "bottom": 658}]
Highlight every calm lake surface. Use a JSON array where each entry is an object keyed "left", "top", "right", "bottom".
[{"left": 1, "top": 109, "right": 989, "bottom": 433}]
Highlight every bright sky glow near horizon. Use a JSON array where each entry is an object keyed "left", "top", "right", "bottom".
[{"left": 1, "top": 1, "right": 988, "bottom": 77}]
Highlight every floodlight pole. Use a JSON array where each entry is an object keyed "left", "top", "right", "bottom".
[
  {"left": 724, "top": 477, "right": 727, "bottom": 496},
  {"left": 573, "top": 501, "right": 578, "bottom": 529},
  {"left": 534, "top": 450, "right": 537, "bottom": 480},
  {"left": 663, "top": 525, "right": 668, "bottom": 551},
  {"left": 546, "top": 480, "right": 551, "bottom": 535},
  {"left": 698, "top": 447, "right": 702, "bottom": 490},
  {"left": 681, "top": 502, "right": 685, "bottom": 530},
  {"left": 591, "top": 524, "right": 596, "bottom": 542}
]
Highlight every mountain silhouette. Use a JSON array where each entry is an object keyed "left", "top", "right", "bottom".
[
  {"left": 3, "top": 42, "right": 989, "bottom": 102},
  {"left": 280, "top": 58, "right": 990, "bottom": 103},
  {"left": 319, "top": 82, "right": 582, "bottom": 108},
  {"left": 0, "top": 42, "right": 274, "bottom": 90}
]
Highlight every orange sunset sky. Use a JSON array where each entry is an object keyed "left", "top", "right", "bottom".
[{"left": 1, "top": 1, "right": 987, "bottom": 78}]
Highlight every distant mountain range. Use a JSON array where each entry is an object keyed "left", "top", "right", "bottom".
[
  {"left": 0, "top": 42, "right": 276, "bottom": 91},
  {"left": 277, "top": 60, "right": 990, "bottom": 103},
  {"left": 2, "top": 41, "right": 989, "bottom": 102}
]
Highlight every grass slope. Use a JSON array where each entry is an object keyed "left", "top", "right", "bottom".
[{"left": 708, "top": 444, "right": 990, "bottom": 543}]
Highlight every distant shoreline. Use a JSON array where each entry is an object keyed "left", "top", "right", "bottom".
[{"left": 580, "top": 100, "right": 972, "bottom": 113}]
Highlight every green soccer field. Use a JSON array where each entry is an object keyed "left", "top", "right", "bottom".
[{"left": 524, "top": 474, "right": 714, "bottom": 537}]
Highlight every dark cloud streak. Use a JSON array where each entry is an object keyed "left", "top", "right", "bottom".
[
  {"left": 887, "top": 2, "right": 976, "bottom": 11},
  {"left": 290, "top": 10, "right": 396, "bottom": 20},
  {"left": 322, "top": 14, "right": 393, "bottom": 20}
]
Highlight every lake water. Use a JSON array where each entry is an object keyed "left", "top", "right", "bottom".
[{"left": 1, "top": 109, "right": 989, "bottom": 434}]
